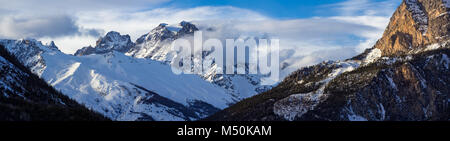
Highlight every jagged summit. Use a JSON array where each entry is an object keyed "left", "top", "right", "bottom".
[
  {"left": 75, "top": 21, "right": 199, "bottom": 58},
  {"left": 375, "top": 0, "right": 450, "bottom": 56},
  {"left": 74, "top": 31, "right": 135, "bottom": 56},
  {"left": 46, "top": 41, "right": 59, "bottom": 51},
  {"left": 134, "top": 21, "right": 198, "bottom": 44},
  {"left": 127, "top": 21, "right": 199, "bottom": 60},
  {"left": 177, "top": 21, "right": 199, "bottom": 37},
  {"left": 135, "top": 23, "right": 177, "bottom": 45}
]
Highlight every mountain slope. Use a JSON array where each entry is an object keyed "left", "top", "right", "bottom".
[
  {"left": 207, "top": 0, "right": 450, "bottom": 121},
  {"left": 0, "top": 44, "right": 108, "bottom": 121},
  {"left": 0, "top": 39, "right": 232, "bottom": 121},
  {"left": 124, "top": 21, "right": 272, "bottom": 101},
  {"left": 74, "top": 21, "right": 272, "bottom": 102}
]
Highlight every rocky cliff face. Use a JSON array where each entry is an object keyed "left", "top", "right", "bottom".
[
  {"left": 207, "top": 0, "right": 449, "bottom": 121},
  {"left": 126, "top": 21, "right": 198, "bottom": 61},
  {"left": 375, "top": 0, "right": 450, "bottom": 56}
]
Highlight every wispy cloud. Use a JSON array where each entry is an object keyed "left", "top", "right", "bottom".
[
  {"left": 0, "top": 0, "right": 170, "bottom": 14},
  {"left": 0, "top": 0, "right": 170, "bottom": 53},
  {"left": 324, "top": 0, "right": 399, "bottom": 16},
  {"left": 75, "top": 6, "right": 268, "bottom": 40},
  {"left": 0, "top": 15, "right": 103, "bottom": 39},
  {"left": 0, "top": 0, "right": 400, "bottom": 76}
]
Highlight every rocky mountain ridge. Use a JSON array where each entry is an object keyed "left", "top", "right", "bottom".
[
  {"left": 206, "top": 0, "right": 450, "bottom": 121},
  {"left": 75, "top": 21, "right": 272, "bottom": 102}
]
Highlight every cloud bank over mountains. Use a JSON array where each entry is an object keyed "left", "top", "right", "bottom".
[{"left": 0, "top": 0, "right": 400, "bottom": 70}]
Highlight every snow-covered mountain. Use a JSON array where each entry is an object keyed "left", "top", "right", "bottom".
[
  {"left": 1, "top": 20, "right": 273, "bottom": 121},
  {"left": 74, "top": 21, "right": 272, "bottom": 102},
  {"left": 0, "top": 39, "right": 235, "bottom": 121},
  {"left": 124, "top": 21, "right": 272, "bottom": 101},
  {"left": 74, "top": 31, "right": 135, "bottom": 56},
  {"left": 0, "top": 44, "right": 107, "bottom": 121}
]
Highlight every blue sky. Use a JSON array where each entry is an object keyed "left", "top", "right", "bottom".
[
  {"left": 0, "top": 0, "right": 401, "bottom": 72},
  {"left": 161, "top": 0, "right": 400, "bottom": 19},
  {"left": 162, "top": 0, "right": 348, "bottom": 18}
]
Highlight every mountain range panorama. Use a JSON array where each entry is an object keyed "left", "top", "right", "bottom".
[
  {"left": 0, "top": 21, "right": 271, "bottom": 121},
  {"left": 0, "top": 0, "right": 449, "bottom": 121}
]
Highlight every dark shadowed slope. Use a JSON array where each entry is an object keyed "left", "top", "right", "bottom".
[{"left": 0, "top": 44, "right": 108, "bottom": 121}]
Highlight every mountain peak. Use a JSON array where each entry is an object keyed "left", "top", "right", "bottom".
[
  {"left": 48, "top": 41, "right": 56, "bottom": 46},
  {"left": 46, "top": 41, "right": 60, "bottom": 51},
  {"left": 104, "top": 31, "right": 122, "bottom": 38},
  {"left": 159, "top": 23, "right": 169, "bottom": 27},
  {"left": 177, "top": 21, "right": 198, "bottom": 37},
  {"left": 101, "top": 31, "right": 131, "bottom": 44},
  {"left": 180, "top": 21, "right": 189, "bottom": 25},
  {"left": 134, "top": 21, "right": 198, "bottom": 45},
  {"left": 74, "top": 31, "right": 134, "bottom": 56},
  {"left": 374, "top": 0, "right": 450, "bottom": 56}
]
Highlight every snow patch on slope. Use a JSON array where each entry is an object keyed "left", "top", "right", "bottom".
[
  {"left": 273, "top": 60, "right": 361, "bottom": 121},
  {"left": 442, "top": 54, "right": 449, "bottom": 69},
  {"left": 51, "top": 62, "right": 81, "bottom": 86},
  {"left": 405, "top": 0, "right": 429, "bottom": 34},
  {"left": 363, "top": 48, "right": 382, "bottom": 65},
  {"left": 410, "top": 39, "right": 449, "bottom": 53},
  {"left": 385, "top": 75, "right": 398, "bottom": 90},
  {"left": 346, "top": 104, "right": 368, "bottom": 121}
]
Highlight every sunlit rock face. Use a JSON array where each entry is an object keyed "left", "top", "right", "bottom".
[{"left": 375, "top": 0, "right": 450, "bottom": 56}]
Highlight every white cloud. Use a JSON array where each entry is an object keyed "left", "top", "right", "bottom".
[
  {"left": 40, "top": 35, "right": 100, "bottom": 54},
  {"left": 0, "top": 0, "right": 398, "bottom": 75},
  {"left": 0, "top": 0, "right": 170, "bottom": 53},
  {"left": 188, "top": 14, "right": 391, "bottom": 77},
  {"left": 42, "top": 6, "right": 268, "bottom": 54},
  {"left": 0, "top": 0, "right": 170, "bottom": 14},
  {"left": 325, "top": 0, "right": 399, "bottom": 16},
  {"left": 0, "top": 15, "right": 103, "bottom": 39},
  {"left": 75, "top": 6, "right": 268, "bottom": 40},
  {"left": 330, "top": 16, "right": 390, "bottom": 52}
]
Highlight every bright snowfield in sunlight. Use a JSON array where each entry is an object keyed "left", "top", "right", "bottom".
[
  {"left": 43, "top": 52, "right": 232, "bottom": 107},
  {"left": 0, "top": 39, "right": 235, "bottom": 121},
  {"left": 43, "top": 52, "right": 232, "bottom": 120}
]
